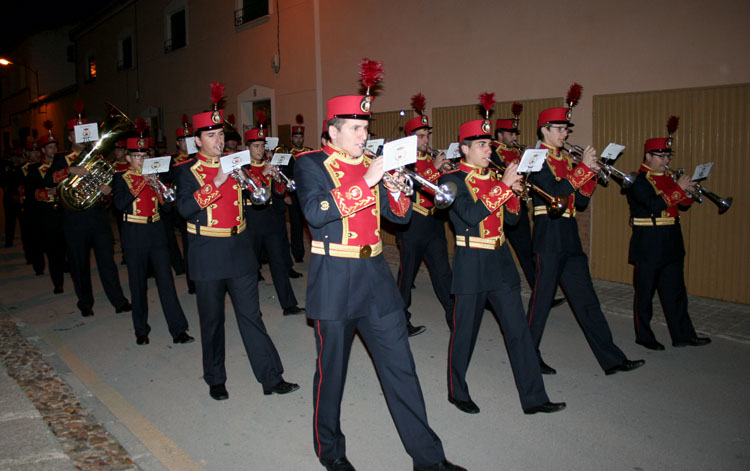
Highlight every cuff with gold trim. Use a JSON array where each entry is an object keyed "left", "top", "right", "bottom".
[
  {"left": 568, "top": 162, "right": 596, "bottom": 190},
  {"left": 479, "top": 181, "right": 514, "bottom": 213},
  {"left": 330, "top": 178, "right": 376, "bottom": 217},
  {"left": 129, "top": 178, "right": 148, "bottom": 198},
  {"left": 53, "top": 167, "right": 69, "bottom": 184},
  {"left": 389, "top": 190, "right": 410, "bottom": 217},
  {"left": 662, "top": 186, "right": 688, "bottom": 207},
  {"left": 193, "top": 182, "right": 222, "bottom": 208}
]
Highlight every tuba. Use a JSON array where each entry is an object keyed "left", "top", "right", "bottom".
[{"left": 58, "top": 103, "right": 134, "bottom": 210}]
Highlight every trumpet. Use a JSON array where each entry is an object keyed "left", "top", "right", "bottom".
[
  {"left": 486, "top": 158, "right": 569, "bottom": 218},
  {"left": 146, "top": 175, "right": 175, "bottom": 202},
  {"left": 426, "top": 146, "right": 458, "bottom": 172},
  {"left": 382, "top": 166, "right": 457, "bottom": 209},
  {"left": 509, "top": 141, "right": 528, "bottom": 152},
  {"left": 231, "top": 168, "right": 271, "bottom": 205},
  {"left": 666, "top": 165, "right": 732, "bottom": 214},
  {"left": 562, "top": 141, "right": 636, "bottom": 188},
  {"left": 270, "top": 166, "right": 296, "bottom": 192}
]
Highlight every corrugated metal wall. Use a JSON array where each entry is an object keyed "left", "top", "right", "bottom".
[{"left": 592, "top": 83, "right": 749, "bottom": 303}]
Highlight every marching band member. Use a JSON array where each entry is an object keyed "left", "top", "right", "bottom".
[
  {"left": 20, "top": 134, "right": 44, "bottom": 274},
  {"left": 526, "top": 84, "right": 643, "bottom": 376},
  {"left": 44, "top": 100, "right": 131, "bottom": 317},
  {"left": 113, "top": 135, "right": 194, "bottom": 346},
  {"left": 243, "top": 116, "right": 305, "bottom": 316},
  {"left": 286, "top": 114, "right": 313, "bottom": 264},
  {"left": 492, "top": 103, "right": 565, "bottom": 308},
  {"left": 442, "top": 94, "right": 565, "bottom": 415},
  {"left": 396, "top": 93, "right": 454, "bottom": 336},
  {"left": 295, "top": 60, "right": 464, "bottom": 471},
  {"left": 626, "top": 116, "right": 711, "bottom": 350},
  {"left": 174, "top": 82, "right": 298, "bottom": 401}
]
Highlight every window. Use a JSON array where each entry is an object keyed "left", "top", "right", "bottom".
[
  {"left": 118, "top": 36, "right": 133, "bottom": 70},
  {"left": 235, "top": 0, "right": 269, "bottom": 27},
  {"left": 165, "top": 9, "right": 187, "bottom": 53},
  {"left": 86, "top": 56, "right": 97, "bottom": 82}
]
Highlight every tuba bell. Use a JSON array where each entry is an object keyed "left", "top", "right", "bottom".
[{"left": 58, "top": 103, "right": 135, "bottom": 210}]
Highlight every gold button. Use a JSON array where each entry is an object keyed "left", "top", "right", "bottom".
[{"left": 359, "top": 245, "right": 372, "bottom": 258}]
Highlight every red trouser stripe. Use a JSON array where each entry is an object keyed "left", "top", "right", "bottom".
[
  {"left": 448, "top": 297, "right": 458, "bottom": 397},
  {"left": 314, "top": 320, "right": 324, "bottom": 456},
  {"left": 528, "top": 254, "right": 542, "bottom": 325}
]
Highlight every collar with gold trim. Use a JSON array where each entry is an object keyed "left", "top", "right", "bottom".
[
  {"left": 196, "top": 152, "right": 221, "bottom": 166},
  {"left": 459, "top": 160, "right": 489, "bottom": 175},
  {"left": 324, "top": 143, "right": 365, "bottom": 165}
]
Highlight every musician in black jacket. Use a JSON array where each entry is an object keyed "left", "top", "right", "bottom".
[
  {"left": 113, "top": 137, "right": 193, "bottom": 345},
  {"left": 174, "top": 92, "right": 297, "bottom": 401},
  {"left": 440, "top": 117, "right": 564, "bottom": 415},
  {"left": 526, "top": 104, "right": 643, "bottom": 376},
  {"left": 626, "top": 131, "right": 711, "bottom": 350}
]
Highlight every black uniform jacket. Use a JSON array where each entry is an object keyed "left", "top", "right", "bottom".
[
  {"left": 526, "top": 144, "right": 597, "bottom": 255},
  {"left": 295, "top": 145, "right": 412, "bottom": 320},
  {"left": 440, "top": 162, "right": 520, "bottom": 294},
  {"left": 113, "top": 170, "right": 169, "bottom": 250},
  {"left": 626, "top": 164, "right": 692, "bottom": 265},
  {"left": 174, "top": 153, "right": 254, "bottom": 281}
]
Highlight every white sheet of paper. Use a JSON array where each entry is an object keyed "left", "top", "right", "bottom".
[
  {"left": 264, "top": 137, "right": 279, "bottom": 151},
  {"left": 517, "top": 149, "right": 548, "bottom": 173},
  {"left": 445, "top": 143, "right": 461, "bottom": 160},
  {"left": 271, "top": 153, "right": 292, "bottom": 166},
  {"left": 692, "top": 162, "right": 713, "bottom": 181},
  {"left": 382, "top": 135, "right": 417, "bottom": 172},
  {"left": 220, "top": 150, "right": 251, "bottom": 173},
  {"left": 366, "top": 139, "right": 384, "bottom": 155},
  {"left": 141, "top": 156, "right": 172, "bottom": 175},
  {"left": 185, "top": 137, "right": 198, "bottom": 154},
  {"left": 74, "top": 123, "right": 99, "bottom": 144},
  {"left": 600, "top": 143, "right": 626, "bottom": 162},
  {"left": 534, "top": 140, "right": 542, "bottom": 149}
]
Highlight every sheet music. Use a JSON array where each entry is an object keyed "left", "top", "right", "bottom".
[
  {"left": 600, "top": 143, "right": 626, "bottom": 162},
  {"left": 445, "top": 143, "right": 461, "bottom": 160},
  {"left": 74, "top": 123, "right": 99, "bottom": 144},
  {"left": 271, "top": 153, "right": 292, "bottom": 166},
  {"left": 517, "top": 149, "right": 547, "bottom": 173},
  {"left": 366, "top": 139, "right": 384, "bottom": 155},
  {"left": 141, "top": 156, "right": 172, "bottom": 175},
  {"left": 382, "top": 135, "right": 417, "bottom": 172},
  {"left": 264, "top": 137, "right": 279, "bottom": 151},
  {"left": 220, "top": 150, "right": 251, "bottom": 173},
  {"left": 692, "top": 162, "right": 713, "bottom": 181}
]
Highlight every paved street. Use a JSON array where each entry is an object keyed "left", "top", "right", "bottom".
[{"left": 1, "top": 237, "right": 748, "bottom": 471}]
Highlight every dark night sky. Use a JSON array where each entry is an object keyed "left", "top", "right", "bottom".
[{"left": 0, "top": 0, "right": 116, "bottom": 55}]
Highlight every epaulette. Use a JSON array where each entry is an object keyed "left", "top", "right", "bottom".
[
  {"left": 173, "top": 157, "right": 196, "bottom": 167},
  {"left": 295, "top": 149, "right": 318, "bottom": 158},
  {"left": 441, "top": 167, "right": 463, "bottom": 176}
]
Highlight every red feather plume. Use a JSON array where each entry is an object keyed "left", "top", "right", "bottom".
[
  {"left": 135, "top": 118, "right": 148, "bottom": 135},
  {"left": 359, "top": 58, "right": 384, "bottom": 89},
  {"left": 511, "top": 101, "right": 523, "bottom": 117},
  {"left": 296, "top": 114, "right": 304, "bottom": 125},
  {"left": 566, "top": 83, "right": 583, "bottom": 107},
  {"left": 210, "top": 81, "right": 225, "bottom": 107},
  {"left": 228, "top": 114, "right": 236, "bottom": 126},
  {"left": 181, "top": 113, "right": 189, "bottom": 125},
  {"left": 73, "top": 99, "right": 84, "bottom": 116},
  {"left": 411, "top": 93, "right": 426, "bottom": 115},
  {"left": 43, "top": 120, "right": 53, "bottom": 131},
  {"left": 479, "top": 92, "right": 496, "bottom": 116},
  {"left": 667, "top": 116, "right": 679, "bottom": 134},
  {"left": 256, "top": 110, "right": 266, "bottom": 127}
]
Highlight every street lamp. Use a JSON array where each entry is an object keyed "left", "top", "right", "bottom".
[{"left": 0, "top": 57, "right": 40, "bottom": 103}]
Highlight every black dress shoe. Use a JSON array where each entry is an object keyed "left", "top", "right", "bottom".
[
  {"left": 115, "top": 302, "right": 132, "bottom": 313},
  {"left": 319, "top": 456, "right": 356, "bottom": 471},
  {"left": 263, "top": 380, "right": 300, "bottom": 395},
  {"left": 448, "top": 395, "right": 480, "bottom": 414},
  {"left": 415, "top": 459, "right": 467, "bottom": 471},
  {"left": 407, "top": 322, "right": 426, "bottom": 337},
  {"left": 605, "top": 359, "right": 645, "bottom": 376},
  {"left": 173, "top": 332, "right": 195, "bottom": 344},
  {"left": 53, "top": 286, "right": 64, "bottom": 294},
  {"left": 673, "top": 336, "right": 711, "bottom": 347},
  {"left": 188, "top": 283, "right": 196, "bottom": 295},
  {"left": 136, "top": 335, "right": 150, "bottom": 345},
  {"left": 288, "top": 268, "right": 303, "bottom": 278},
  {"left": 294, "top": 257, "right": 304, "bottom": 264},
  {"left": 283, "top": 306, "right": 306, "bottom": 316},
  {"left": 551, "top": 297, "right": 567, "bottom": 308},
  {"left": 636, "top": 339, "right": 665, "bottom": 351},
  {"left": 258, "top": 271, "right": 265, "bottom": 281},
  {"left": 523, "top": 401, "right": 567, "bottom": 415},
  {"left": 539, "top": 359, "right": 557, "bottom": 375},
  {"left": 80, "top": 308, "right": 94, "bottom": 317},
  {"left": 209, "top": 384, "right": 229, "bottom": 401}
]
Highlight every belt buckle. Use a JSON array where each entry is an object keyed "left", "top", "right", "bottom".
[
  {"left": 231, "top": 226, "right": 238, "bottom": 235},
  {"left": 494, "top": 238, "right": 501, "bottom": 249},
  {"left": 147, "top": 216, "right": 153, "bottom": 223},
  {"left": 359, "top": 245, "right": 372, "bottom": 258}
]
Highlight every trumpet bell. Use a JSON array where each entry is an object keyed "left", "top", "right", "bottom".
[
  {"left": 434, "top": 181, "right": 457, "bottom": 209},
  {"left": 252, "top": 187, "right": 271, "bottom": 205}
]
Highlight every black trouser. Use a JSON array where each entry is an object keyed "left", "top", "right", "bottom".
[
  {"left": 63, "top": 209, "right": 129, "bottom": 312},
  {"left": 312, "top": 310, "right": 445, "bottom": 468},
  {"left": 3, "top": 198, "right": 19, "bottom": 246},
  {"left": 527, "top": 251, "right": 626, "bottom": 371},
  {"left": 633, "top": 259, "right": 697, "bottom": 343},
  {"left": 288, "top": 193, "right": 305, "bottom": 262},
  {"left": 126, "top": 239, "right": 188, "bottom": 339},
  {"left": 37, "top": 206, "right": 66, "bottom": 289},
  {"left": 249, "top": 229, "right": 298, "bottom": 309},
  {"left": 504, "top": 205, "right": 535, "bottom": 289},
  {"left": 20, "top": 207, "right": 37, "bottom": 266},
  {"left": 396, "top": 213, "right": 453, "bottom": 328},
  {"left": 161, "top": 208, "right": 186, "bottom": 274},
  {"left": 194, "top": 273, "right": 284, "bottom": 388},
  {"left": 449, "top": 288, "right": 549, "bottom": 409}
]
